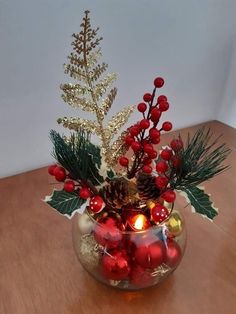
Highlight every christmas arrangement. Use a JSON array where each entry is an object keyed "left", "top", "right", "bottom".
[{"left": 44, "top": 11, "right": 230, "bottom": 289}]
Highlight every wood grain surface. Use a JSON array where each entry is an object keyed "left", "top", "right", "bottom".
[{"left": 0, "top": 121, "right": 236, "bottom": 314}]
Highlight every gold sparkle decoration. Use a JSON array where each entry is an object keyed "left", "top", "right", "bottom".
[
  {"left": 151, "top": 264, "right": 171, "bottom": 281},
  {"left": 57, "top": 10, "right": 134, "bottom": 167}
]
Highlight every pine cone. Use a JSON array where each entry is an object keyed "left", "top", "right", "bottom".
[
  {"left": 99, "top": 178, "right": 138, "bottom": 209},
  {"left": 137, "top": 174, "right": 160, "bottom": 201}
]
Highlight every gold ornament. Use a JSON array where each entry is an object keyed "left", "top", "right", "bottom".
[
  {"left": 165, "top": 210, "right": 183, "bottom": 237},
  {"left": 146, "top": 200, "right": 156, "bottom": 210}
]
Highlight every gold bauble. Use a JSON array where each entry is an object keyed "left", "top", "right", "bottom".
[{"left": 165, "top": 210, "right": 183, "bottom": 237}]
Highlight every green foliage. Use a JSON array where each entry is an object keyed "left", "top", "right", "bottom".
[
  {"left": 50, "top": 130, "right": 104, "bottom": 186},
  {"left": 180, "top": 186, "right": 218, "bottom": 220},
  {"left": 45, "top": 190, "right": 85, "bottom": 217}
]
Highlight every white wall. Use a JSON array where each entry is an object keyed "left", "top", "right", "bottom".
[{"left": 1, "top": 0, "right": 236, "bottom": 178}]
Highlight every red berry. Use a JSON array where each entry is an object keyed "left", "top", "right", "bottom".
[
  {"left": 143, "top": 165, "right": 152, "bottom": 174},
  {"left": 64, "top": 180, "right": 75, "bottom": 193},
  {"left": 143, "top": 93, "right": 152, "bottom": 102},
  {"left": 125, "top": 135, "right": 134, "bottom": 146},
  {"left": 149, "top": 128, "right": 160, "bottom": 140},
  {"left": 140, "top": 119, "right": 150, "bottom": 129},
  {"left": 154, "top": 77, "right": 165, "bottom": 88},
  {"left": 151, "top": 137, "right": 160, "bottom": 144},
  {"left": 89, "top": 195, "right": 105, "bottom": 213},
  {"left": 143, "top": 143, "right": 153, "bottom": 155},
  {"left": 155, "top": 176, "right": 169, "bottom": 188},
  {"left": 159, "top": 101, "right": 169, "bottom": 112},
  {"left": 151, "top": 203, "right": 169, "bottom": 224},
  {"left": 130, "top": 126, "right": 140, "bottom": 137},
  {"left": 172, "top": 156, "right": 182, "bottom": 169},
  {"left": 119, "top": 156, "right": 129, "bottom": 167},
  {"left": 149, "top": 150, "right": 157, "bottom": 159},
  {"left": 48, "top": 164, "right": 57, "bottom": 176},
  {"left": 143, "top": 157, "right": 152, "bottom": 165},
  {"left": 54, "top": 166, "right": 66, "bottom": 182},
  {"left": 131, "top": 141, "right": 142, "bottom": 152},
  {"left": 170, "top": 138, "right": 183, "bottom": 151},
  {"left": 160, "top": 149, "right": 172, "bottom": 161},
  {"left": 157, "top": 95, "right": 167, "bottom": 103},
  {"left": 150, "top": 108, "right": 161, "bottom": 122},
  {"left": 156, "top": 161, "right": 168, "bottom": 173},
  {"left": 162, "top": 190, "right": 176, "bottom": 203},
  {"left": 79, "top": 187, "right": 91, "bottom": 199},
  {"left": 137, "top": 102, "right": 147, "bottom": 112},
  {"left": 162, "top": 121, "right": 173, "bottom": 131}
]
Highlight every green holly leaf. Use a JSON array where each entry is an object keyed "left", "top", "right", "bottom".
[
  {"left": 44, "top": 189, "right": 86, "bottom": 218},
  {"left": 179, "top": 186, "right": 218, "bottom": 220}
]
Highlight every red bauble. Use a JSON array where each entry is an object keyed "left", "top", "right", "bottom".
[
  {"left": 162, "top": 121, "right": 173, "bottom": 131},
  {"left": 89, "top": 195, "right": 105, "bottom": 213},
  {"left": 156, "top": 161, "right": 168, "bottom": 173},
  {"left": 143, "top": 143, "right": 153, "bottom": 155},
  {"left": 48, "top": 164, "right": 57, "bottom": 176},
  {"left": 125, "top": 135, "right": 134, "bottom": 146},
  {"left": 143, "top": 165, "right": 152, "bottom": 174},
  {"left": 134, "top": 239, "right": 165, "bottom": 269},
  {"left": 151, "top": 203, "right": 169, "bottom": 224},
  {"left": 140, "top": 119, "right": 150, "bottom": 129},
  {"left": 119, "top": 156, "right": 129, "bottom": 167},
  {"left": 130, "top": 126, "right": 140, "bottom": 137},
  {"left": 143, "top": 93, "right": 152, "bottom": 102},
  {"left": 162, "top": 190, "right": 176, "bottom": 203},
  {"left": 164, "top": 240, "right": 182, "bottom": 268},
  {"left": 131, "top": 141, "right": 142, "bottom": 152},
  {"left": 129, "top": 265, "right": 153, "bottom": 288},
  {"left": 54, "top": 166, "right": 66, "bottom": 182},
  {"left": 149, "top": 150, "right": 157, "bottom": 159},
  {"left": 94, "top": 218, "right": 122, "bottom": 249},
  {"left": 157, "top": 95, "right": 167, "bottom": 103},
  {"left": 160, "top": 149, "right": 172, "bottom": 161},
  {"left": 150, "top": 108, "right": 161, "bottom": 122},
  {"left": 137, "top": 102, "right": 147, "bottom": 112},
  {"left": 149, "top": 128, "right": 160, "bottom": 140},
  {"left": 154, "top": 77, "right": 165, "bottom": 88},
  {"left": 170, "top": 138, "right": 183, "bottom": 151},
  {"left": 102, "top": 249, "right": 130, "bottom": 281},
  {"left": 63, "top": 180, "right": 75, "bottom": 193},
  {"left": 79, "top": 187, "right": 91, "bottom": 200},
  {"left": 155, "top": 176, "right": 169, "bottom": 188},
  {"left": 159, "top": 101, "right": 169, "bottom": 112}
]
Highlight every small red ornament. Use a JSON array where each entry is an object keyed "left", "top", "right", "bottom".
[
  {"left": 160, "top": 149, "right": 172, "bottom": 161},
  {"left": 134, "top": 238, "right": 165, "bottom": 269},
  {"left": 154, "top": 77, "right": 164, "bottom": 88},
  {"left": 54, "top": 166, "right": 66, "bottom": 182},
  {"left": 149, "top": 150, "right": 157, "bottom": 159},
  {"left": 151, "top": 203, "right": 169, "bottom": 224},
  {"left": 94, "top": 217, "right": 122, "bottom": 249},
  {"left": 157, "top": 95, "right": 167, "bottom": 103},
  {"left": 142, "top": 165, "right": 152, "bottom": 174},
  {"left": 89, "top": 195, "right": 105, "bottom": 213},
  {"left": 63, "top": 180, "right": 75, "bottom": 193},
  {"left": 129, "top": 265, "right": 153, "bottom": 288},
  {"left": 171, "top": 156, "right": 182, "bottom": 169},
  {"left": 162, "top": 190, "right": 176, "bottom": 203},
  {"left": 149, "top": 128, "right": 160, "bottom": 140},
  {"left": 156, "top": 161, "right": 168, "bottom": 173},
  {"left": 162, "top": 121, "right": 173, "bottom": 131},
  {"left": 155, "top": 176, "right": 169, "bottom": 188},
  {"left": 130, "top": 126, "right": 140, "bottom": 137},
  {"left": 143, "top": 93, "right": 152, "bottom": 102},
  {"left": 102, "top": 249, "right": 130, "bottom": 281},
  {"left": 143, "top": 143, "right": 153, "bottom": 155},
  {"left": 79, "top": 187, "right": 91, "bottom": 200},
  {"left": 48, "top": 164, "right": 57, "bottom": 176},
  {"left": 170, "top": 138, "right": 183, "bottom": 151},
  {"left": 159, "top": 101, "right": 169, "bottom": 112},
  {"left": 164, "top": 240, "right": 182, "bottom": 268},
  {"left": 150, "top": 108, "right": 161, "bottom": 122},
  {"left": 137, "top": 102, "right": 147, "bottom": 112},
  {"left": 140, "top": 119, "right": 150, "bottom": 129},
  {"left": 119, "top": 156, "right": 129, "bottom": 167},
  {"left": 125, "top": 135, "right": 134, "bottom": 146},
  {"left": 131, "top": 141, "right": 142, "bottom": 152}
]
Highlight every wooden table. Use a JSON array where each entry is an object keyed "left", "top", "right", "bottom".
[{"left": 0, "top": 120, "right": 236, "bottom": 314}]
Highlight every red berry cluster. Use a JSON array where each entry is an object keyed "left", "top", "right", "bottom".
[{"left": 119, "top": 77, "right": 173, "bottom": 178}]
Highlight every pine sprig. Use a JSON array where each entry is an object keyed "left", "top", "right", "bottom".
[{"left": 171, "top": 127, "right": 231, "bottom": 189}]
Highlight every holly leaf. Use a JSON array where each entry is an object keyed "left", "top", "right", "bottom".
[
  {"left": 179, "top": 186, "right": 218, "bottom": 220},
  {"left": 44, "top": 190, "right": 86, "bottom": 218}
]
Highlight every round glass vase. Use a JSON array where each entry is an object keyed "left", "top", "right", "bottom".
[{"left": 72, "top": 209, "right": 186, "bottom": 290}]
